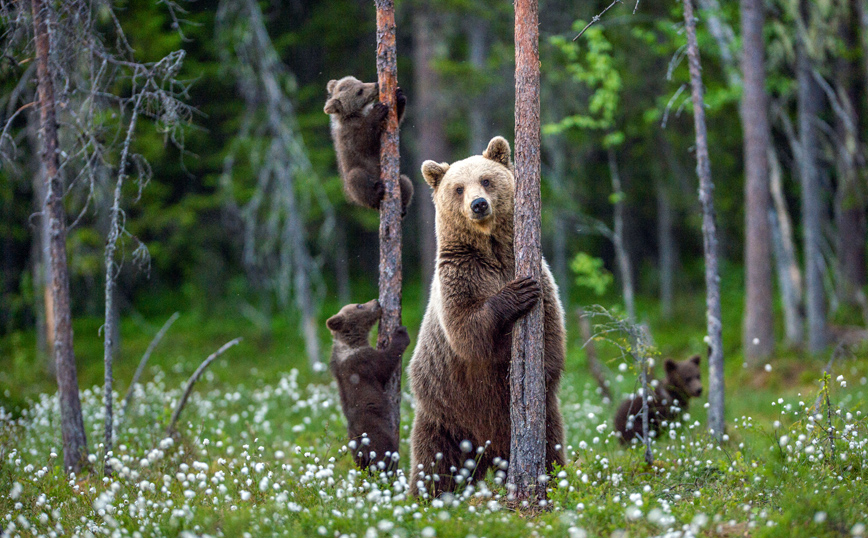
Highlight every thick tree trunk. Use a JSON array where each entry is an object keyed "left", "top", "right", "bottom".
[
  {"left": 607, "top": 149, "right": 636, "bottom": 322},
  {"left": 375, "top": 0, "right": 404, "bottom": 450},
  {"left": 655, "top": 176, "right": 674, "bottom": 320},
  {"left": 768, "top": 148, "right": 805, "bottom": 346},
  {"left": 740, "top": 0, "right": 775, "bottom": 363},
  {"left": 797, "top": 36, "right": 827, "bottom": 353},
  {"left": 31, "top": 0, "right": 88, "bottom": 473},
  {"left": 509, "top": 0, "right": 546, "bottom": 505},
  {"left": 683, "top": 0, "right": 725, "bottom": 441},
  {"left": 412, "top": 3, "right": 445, "bottom": 300}
]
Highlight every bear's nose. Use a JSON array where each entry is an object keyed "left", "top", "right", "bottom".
[{"left": 471, "top": 198, "right": 489, "bottom": 216}]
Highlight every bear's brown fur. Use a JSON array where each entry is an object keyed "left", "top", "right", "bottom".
[
  {"left": 326, "top": 300, "right": 410, "bottom": 471},
  {"left": 613, "top": 355, "right": 703, "bottom": 444},
  {"left": 324, "top": 76, "right": 413, "bottom": 213},
  {"left": 408, "top": 136, "right": 566, "bottom": 497}
]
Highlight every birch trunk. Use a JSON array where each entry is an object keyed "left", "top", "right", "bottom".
[
  {"left": 31, "top": 0, "right": 88, "bottom": 473},
  {"left": 655, "top": 176, "right": 674, "bottom": 320},
  {"left": 375, "top": 0, "right": 405, "bottom": 448},
  {"left": 509, "top": 0, "right": 547, "bottom": 505},
  {"left": 683, "top": 0, "right": 725, "bottom": 440}
]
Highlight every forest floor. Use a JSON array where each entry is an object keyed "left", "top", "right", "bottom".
[{"left": 1, "top": 284, "right": 867, "bottom": 537}]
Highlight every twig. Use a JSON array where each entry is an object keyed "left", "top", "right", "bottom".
[
  {"left": 166, "top": 338, "right": 241, "bottom": 435},
  {"left": 573, "top": 0, "right": 622, "bottom": 41},
  {"left": 121, "top": 312, "right": 179, "bottom": 417}
]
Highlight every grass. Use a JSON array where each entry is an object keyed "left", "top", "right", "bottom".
[{"left": 1, "top": 282, "right": 867, "bottom": 537}]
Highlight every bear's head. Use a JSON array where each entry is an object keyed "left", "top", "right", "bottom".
[
  {"left": 324, "top": 76, "right": 379, "bottom": 118},
  {"left": 326, "top": 299, "right": 381, "bottom": 346},
  {"left": 664, "top": 355, "right": 703, "bottom": 399},
  {"left": 421, "top": 136, "right": 514, "bottom": 238}
]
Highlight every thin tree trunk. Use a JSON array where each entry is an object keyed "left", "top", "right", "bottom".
[
  {"left": 509, "top": 0, "right": 546, "bottom": 506},
  {"left": 683, "top": 0, "right": 725, "bottom": 441},
  {"left": 655, "top": 176, "right": 674, "bottom": 320},
  {"left": 740, "top": 0, "right": 775, "bottom": 363},
  {"left": 697, "top": 0, "right": 740, "bottom": 87},
  {"left": 29, "top": 136, "right": 50, "bottom": 364},
  {"left": 577, "top": 309, "right": 612, "bottom": 402},
  {"left": 31, "top": 0, "right": 88, "bottom": 473},
  {"left": 334, "top": 218, "right": 351, "bottom": 305},
  {"left": 375, "top": 0, "right": 404, "bottom": 450},
  {"left": 607, "top": 148, "right": 636, "bottom": 322},
  {"left": 797, "top": 34, "right": 827, "bottom": 353},
  {"left": 412, "top": 3, "right": 445, "bottom": 300},
  {"left": 467, "top": 16, "right": 490, "bottom": 154},
  {"left": 769, "top": 148, "right": 804, "bottom": 346}
]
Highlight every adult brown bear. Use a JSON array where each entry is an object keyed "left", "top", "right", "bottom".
[{"left": 408, "top": 136, "right": 566, "bottom": 497}]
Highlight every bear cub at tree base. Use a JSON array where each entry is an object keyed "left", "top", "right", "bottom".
[
  {"left": 326, "top": 300, "right": 410, "bottom": 471},
  {"left": 324, "top": 76, "right": 413, "bottom": 214},
  {"left": 614, "top": 355, "right": 703, "bottom": 444}
]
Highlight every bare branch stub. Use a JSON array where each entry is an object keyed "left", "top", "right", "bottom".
[
  {"left": 122, "top": 312, "right": 180, "bottom": 417},
  {"left": 375, "top": 0, "right": 404, "bottom": 447},
  {"left": 167, "top": 338, "right": 242, "bottom": 436}
]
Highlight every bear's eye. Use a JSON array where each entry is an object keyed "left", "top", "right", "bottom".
[
  {"left": 357, "top": 88, "right": 364, "bottom": 96},
  {"left": 456, "top": 186, "right": 464, "bottom": 195},
  {"left": 481, "top": 178, "right": 490, "bottom": 187},
  {"left": 356, "top": 304, "right": 364, "bottom": 309}
]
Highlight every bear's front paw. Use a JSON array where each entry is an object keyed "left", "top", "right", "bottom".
[
  {"left": 372, "top": 102, "right": 389, "bottom": 121},
  {"left": 373, "top": 180, "right": 386, "bottom": 203},
  {"left": 500, "top": 276, "right": 541, "bottom": 317}
]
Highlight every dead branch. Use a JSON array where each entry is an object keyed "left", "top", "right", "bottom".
[
  {"left": 577, "top": 308, "right": 613, "bottom": 402},
  {"left": 121, "top": 312, "right": 179, "bottom": 417},
  {"left": 167, "top": 338, "right": 241, "bottom": 436},
  {"left": 573, "top": 0, "right": 622, "bottom": 41}
]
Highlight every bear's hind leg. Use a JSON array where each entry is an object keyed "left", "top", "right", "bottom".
[
  {"left": 346, "top": 167, "right": 384, "bottom": 209},
  {"left": 410, "top": 417, "right": 467, "bottom": 498}
]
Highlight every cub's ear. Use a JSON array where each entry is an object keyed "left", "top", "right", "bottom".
[
  {"left": 326, "top": 79, "right": 338, "bottom": 95},
  {"left": 664, "top": 358, "right": 677, "bottom": 373},
  {"left": 689, "top": 354, "right": 701, "bottom": 366},
  {"left": 483, "top": 136, "right": 512, "bottom": 168},
  {"left": 323, "top": 97, "right": 341, "bottom": 115},
  {"left": 326, "top": 314, "right": 344, "bottom": 332},
  {"left": 422, "top": 160, "right": 450, "bottom": 189}
]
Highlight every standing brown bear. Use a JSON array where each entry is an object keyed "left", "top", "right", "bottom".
[
  {"left": 327, "top": 300, "right": 410, "bottom": 471},
  {"left": 408, "top": 136, "right": 566, "bottom": 497},
  {"left": 613, "top": 355, "right": 703, "bottom": 444},
  {"left": 324, "top": 76, "right": 413, "bottom": 213}
]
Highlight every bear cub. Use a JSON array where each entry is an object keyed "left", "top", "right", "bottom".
[
  {"left": 614, "top": 354, "right": 703, "bottom": 444},
  {"left": 324, "top": 76, "right": 413, "bottom": 214},
  {"left": 327, "top": 300, "right": 410, "bottom": 471}
]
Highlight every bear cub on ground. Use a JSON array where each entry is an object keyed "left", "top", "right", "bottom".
[
  {"left": 327, "top": 300, "right": 410, "bottom": 471},
  {"left": 614, "top": 354, "right": 703, "bottom": 444},
  {"left": 324, "top": 76, "right": 413, "bottom": 214}
]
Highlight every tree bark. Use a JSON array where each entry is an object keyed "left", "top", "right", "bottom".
[
  {"left": 655, "top": 176, "right": 674, "bottom": 320},
  {"left": 412, "top": 2, "right": 445, "bottom": 301},
  {"left": 768, "top": 148, "right": 804, "bottom": 346},
  {"left": 509, "top": 0, "right": 546, "bottom": 506},
  {"left": 375, "top": 0, "right": 404, "bottom": 450},
  {"left": 608, "top": 148, "right": 636, "bottom": 321},
  {"left": 31, "top": 0, "right": 88, "bottom": 473},
  {"left": 683, "top": 0, "right": 725, "bottom": 441},
  {"left": 740, "top": 0, "right": 775, "bottom": 363},
  {"left": 797, "top": 32, "right": 827, "bottom": 353}
]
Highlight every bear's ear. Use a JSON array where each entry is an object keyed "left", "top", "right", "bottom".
[
  {"left": 421, "top": 160, "right": 450, "bottom": 189},
  {"left": 664, "top": 358, "right": 677, "bottom": 373},
  {"left": 483, "top": 136, "right": 512, "bottom": 168},
  {"left": 326, "top": 79, "right": 338, "bottom": 95},
  {"left": 326, "top": 314, "right": 344, "bottom": 332},
  {"left": 323, "top": 97, "right": 342, "bottom": 115},
  {"left": 689, "top": 354, "right": 701, "bottom": 366}
]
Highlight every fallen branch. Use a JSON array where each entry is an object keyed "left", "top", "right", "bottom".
[
  {"left": 166, "top": 338, "right": 241, "bottom": 436},
  {"left": 122, "top": 312, "right": 180, "bottom": 417}
]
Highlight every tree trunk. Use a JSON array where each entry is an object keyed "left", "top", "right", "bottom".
[
  {"left": 577, "top": 309, "right": 612, "bottom": 402},
  {"left": 467, "top": 16, "right": 490, "bottom": 154},
  {"left": 655, "top": 176, "right": 674, "bottom": 320},
  {"left": 509, "top": 0, "right": 546, "bottom": 506},
  {"left": 697, "top": 0, "right": 740, "bottom": 87},
  {"left": 31, "top": 0, "right": 88, "bottom": 473},
  {"left": 334, "top": 218, "right": 351, "bottom": 305},
  {"left": 683, "top": 0, "right": 725, "bottom": 441},
  {"left": 375, "top": 0, "right": 404, "bottom": 450},
  {"left": 412, "top": 3, "right": 445, "bottom": 300},
  {"left": 797, "top": 33, "right": 827, "bottom": 353},
  {"left": 607, "top": 148, "right": 636, "bottom": 322},
  {"left": 768, "top": 148, "right": 804, "bottom": 346},
  {"left": 740, "top": 0, "right": 775, "bottom": 363}
]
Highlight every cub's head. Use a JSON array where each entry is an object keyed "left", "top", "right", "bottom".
[
  {"left": 664, "top": 354, "right": 703, "bottom": 398},
  {"left": 326, "top": 299, "right": 381, "bottom": 344},
  {"left": 421, "top": 136, "right": 514, "bottom": 237},
  {"left": 324, "top": 76, "right": 379, "bottom": 117}
]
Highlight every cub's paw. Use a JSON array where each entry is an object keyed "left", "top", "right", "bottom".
[
  {"left": 373, "top": 180, "right": 386, "bottom": 203},
  {"left": 501, "top": 276, "right": 541, "bottom": 316},
  {"left": 372, "top": 102, "right": 389, "bottom": 121},
  {"left": 393, "top": 326, "right": 411, "bottom": 351}
]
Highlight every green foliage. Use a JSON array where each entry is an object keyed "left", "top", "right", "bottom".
[{"left": 571, "top": 252, "right": 613, "bottom": 296}]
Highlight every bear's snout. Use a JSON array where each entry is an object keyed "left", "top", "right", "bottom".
[{"left": 470, "top": 197, "right": 490, "bottom": 218}]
